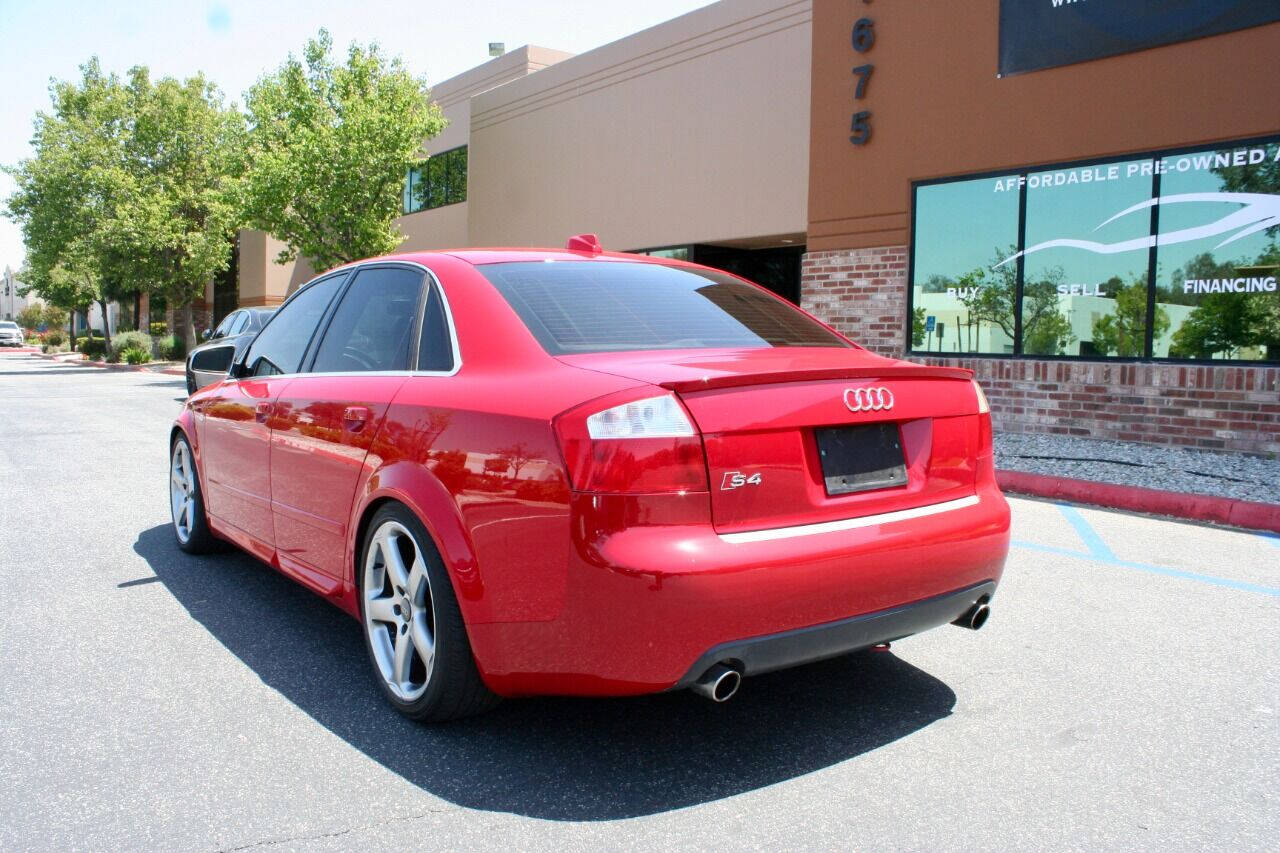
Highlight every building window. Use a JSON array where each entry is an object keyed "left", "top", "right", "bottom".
[
  {"left": 909, "top": 136, "right": 1279, "bottom": 363},
  {"left": 910, "top": 176, "right": 1020, "bottom": 354},
  {"left": 403, "top": 145, "right": 467, "bottom": 214}
]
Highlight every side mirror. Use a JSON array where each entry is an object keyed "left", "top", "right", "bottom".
[
  {"left": 228, "top": 341, "right": 252, "bottom": 379},
  {"left": 201, "top": 328, "right": 213, "bottom": 340}
]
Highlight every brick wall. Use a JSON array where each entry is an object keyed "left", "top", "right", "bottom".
[
  {"left": 800, "top": 246, "right": 1280, "bottom": 456},
  {"left": 801, "top": 248, "right": 908, "bottom": 354}
]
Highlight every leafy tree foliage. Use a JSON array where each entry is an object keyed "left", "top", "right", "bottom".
[
  {"left": 5, "top": 60, "right": 242, "bottom": 351},
  {"left": 955, "top": 249, "right": 1074, "bottom": 354},
  {"left": 242, "top": 29, "right": 446, "bottom": 271},
  {"left": 1092, "top": 278, "right": 1168, "bottom": 357}
]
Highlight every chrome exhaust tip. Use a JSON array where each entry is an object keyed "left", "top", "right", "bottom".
[
  {"left": 690, "top": 663, "right": 742, "bottom": 702},
  {"left": 952, "top": 603, "right": 990, "bottom": 631}
]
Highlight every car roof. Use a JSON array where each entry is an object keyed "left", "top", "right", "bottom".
[{"left": 344, "top": 248, "right": 699, "bottom": 269}]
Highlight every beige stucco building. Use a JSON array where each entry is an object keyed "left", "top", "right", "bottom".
[
  {"left": 222, "top": 0, "right": 812, "bottom": 312},
  {"left": 212, "top": 0, "right": 1279, "bottom": 454}
]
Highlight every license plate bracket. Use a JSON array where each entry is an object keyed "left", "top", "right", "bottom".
[{"left": 815, "top": 423, "right": 908, "bottom": 496}]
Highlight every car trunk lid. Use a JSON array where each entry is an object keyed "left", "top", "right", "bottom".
[{"left": 559, "top": 348, "right": 982, "bottom": 533}]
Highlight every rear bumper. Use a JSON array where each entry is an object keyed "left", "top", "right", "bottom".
[
  {"left": 671, "top": 580, "right": 995, "bottom": 689},
  {"left": 468, "top": 482, "right": 1010, "bottom": 697}
]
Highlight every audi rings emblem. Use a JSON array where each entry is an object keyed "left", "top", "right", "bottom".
[{"left": 843, "top": 386, "right": 894, "bottom": 412}]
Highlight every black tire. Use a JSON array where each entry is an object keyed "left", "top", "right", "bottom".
[
  {"left": 358, "top": 503, "right": 500, "bottom": 722},
  {"left": 170, "top": 433, "right": 219, "bottom": 554}
]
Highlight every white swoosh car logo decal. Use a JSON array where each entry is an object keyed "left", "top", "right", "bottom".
[{"left": 996, "top": 192, "right": 1280, "bottom": 267}]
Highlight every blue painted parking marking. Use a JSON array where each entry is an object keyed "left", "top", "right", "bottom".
[
  {"left": 1007, "top": 504, "right": 1280, "bottom": 597},
  {"left": 1011, "top": 540, "right": 1280, "bottom": 597},
  {"left": 1057, "top": 504, "right": 1116, "bottom": 560}
]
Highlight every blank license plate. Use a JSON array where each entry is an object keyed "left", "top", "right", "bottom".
[{"left": 815, "top": 423, "right": 907, "bottom": 496}]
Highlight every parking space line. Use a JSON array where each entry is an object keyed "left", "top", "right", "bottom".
[
  {"left": 1057, "top": 504, "right": 1116, "bottom": 560},
  {"left": 1011, "top": 540, "right": 1280, "bottom": 597}
]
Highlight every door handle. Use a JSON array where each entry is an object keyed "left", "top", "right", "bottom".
[
  {"left": 343, "top": 406, "right": 371, "bottom": 432},
  {"left": 255, "top": 401, "right": 273, "bottom": 422}
]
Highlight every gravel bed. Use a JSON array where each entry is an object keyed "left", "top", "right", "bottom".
[{"left": 995, "top": 432, "right": 1280, "bottom": 505}]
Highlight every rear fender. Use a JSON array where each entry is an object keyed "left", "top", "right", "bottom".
[{"left": 344, "top": 460, "right": 486, "bottom": 622}]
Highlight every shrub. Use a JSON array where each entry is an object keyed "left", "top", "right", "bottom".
[
  {"left": 112, "top": 330, "right": 153, "bottom": 355},
  {"left": 153, "top": 334, "right": 185, "bottom": 361},
  {"left": 44, "top": 330, "right": 65, "bottom": 347},
  {"left": 76, "top": 336, "right": 107, "bottom": 359},
  {"left": 16, "top": 305, "right": 45, "bottom": 331},
  {"left": 123, "top": 347, "right": 151, "bottom": 365}
]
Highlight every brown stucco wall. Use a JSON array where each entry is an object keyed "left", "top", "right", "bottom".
[{"left": 806, "top": 1, "right": 1280, "bottom": 251}]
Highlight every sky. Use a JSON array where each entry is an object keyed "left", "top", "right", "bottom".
[{"left": 0, "top": 0, "right": 714, "bottom": 273}]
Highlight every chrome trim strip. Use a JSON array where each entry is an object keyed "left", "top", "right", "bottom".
[{"left": 718, "top": 494, "right": 981, "bottom": 544}]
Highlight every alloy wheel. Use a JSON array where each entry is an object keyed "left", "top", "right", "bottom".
[
  {"left": 363, "top": 520, "right": 437, "bottom": 701},
  {"left": 170, "top": 441, "right": 196, "bottom": 544}
]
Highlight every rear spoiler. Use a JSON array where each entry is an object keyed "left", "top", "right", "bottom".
[{"left": 660, "top": 363, "right": 974, "bottom": 394}]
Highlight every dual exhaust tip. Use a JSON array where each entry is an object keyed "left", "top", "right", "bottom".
[{"left": 690, "top": 599, "right": 991, "bottom": 702}]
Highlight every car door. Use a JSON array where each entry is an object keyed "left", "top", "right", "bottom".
[
  {"left": 197, "top": 274, "right": 346, "bottom": 555},
  {"left": 268, "top": 265, "right": 443, "bottom": 584}
]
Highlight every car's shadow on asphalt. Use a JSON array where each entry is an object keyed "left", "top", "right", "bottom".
[{"left": 133, "top": 524, "right": 956, "bottom": 821}]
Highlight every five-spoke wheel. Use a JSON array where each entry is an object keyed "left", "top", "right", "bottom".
[
  {"left": 169, "top": 434, "right": 217, "bottom": 553},
  {"left": 358, "top": 504, "right": 499, "bottom": 720},
  {"left": 363, "top": 519, "right": 437, "bottom": 701}
]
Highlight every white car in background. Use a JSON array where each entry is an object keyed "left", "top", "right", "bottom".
[{"left": 0, "top": 321, "right": 24, "bottom": 347}]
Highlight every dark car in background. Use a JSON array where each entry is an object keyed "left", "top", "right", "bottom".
[{"left": 185, "top": 307, "right": 274, "bottom": 393}]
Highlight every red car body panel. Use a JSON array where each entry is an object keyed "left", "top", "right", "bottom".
[{"left": 174, "top": 249, "right": 1011, "bottom": 699}]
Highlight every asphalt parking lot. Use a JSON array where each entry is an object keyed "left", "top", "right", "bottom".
[{"left": 1, "top": 354, "right": 1276, "bottom": 852}]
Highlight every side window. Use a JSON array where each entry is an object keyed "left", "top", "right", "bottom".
[
  {"left": 229, "top": 312, "right": 250, "bottom": 335},
  {"left": 311, "top": 267, "right": 424, "bottom": 373},
  {"left": 245, "top": 275, "right": 344, "bottom": 376},
  {"left": 212, "top": 312, "right": 238, "bottom": 339},
  {"left": 418, "top": 284, "right": 454, "bottom": 371}
]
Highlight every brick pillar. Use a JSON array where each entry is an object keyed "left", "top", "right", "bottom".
[{"left": 800, "top": 246, "right": 909, "bottom": 357}]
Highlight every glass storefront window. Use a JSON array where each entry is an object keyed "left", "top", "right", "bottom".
[
  {"left": 909, "top": 135, "right": 1279, "bottom": 364},
  {"left": 1020, "top": 158, "right": 1155, "bottom": 356},
  {"left": 911, "top": 175, "right": 1020, "bottom": 354},
  {"left": 1155, "top": 141, "right": 1279, "bottom": 361}
]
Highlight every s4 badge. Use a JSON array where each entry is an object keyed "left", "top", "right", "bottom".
[{"left": 721, "top": 471, "right": 763, "bottom": 490}]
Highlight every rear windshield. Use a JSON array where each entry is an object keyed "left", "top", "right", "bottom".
[{"left": 478, "top": 261, "right": 849, "bottom": 355}]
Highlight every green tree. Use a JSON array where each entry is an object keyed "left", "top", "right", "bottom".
[
  {"left": 6, "top": 60, "right": 244, "bottom": 353},
  {"left": 911, "top": 306, "right": 926, "bottom": 347},
  {"left": 1169, "top": 293, "right": 1255, "bottom": 359},
  {"left": 17, "top": 262, "right": 99, "bottom": 348},
  {"left": 1092, "top": 279, "right": 1169, "bottom": 357},
  {"left": 5, "top": 60, "right": 127, "bottom": 356},
  {"left": 1021, "top": 273, "right": 1075, "bottom": 355},
  {"left": 242, "top": 29, "right": 446, "bottom": 271},
  {"left": 956, "top": 249, "right": 1074, "bottom": 354},
  {"left": 15, "top": 304, "right": 44, "bottom": 331},
  {"left": 114, "top": 68, "right": 244, "bottom": 348}
]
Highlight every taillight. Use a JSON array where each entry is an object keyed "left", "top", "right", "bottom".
[
  {"left": 972, "top": 380, "right": 995, "bottom": 478},
  {"left": 972, "top": 379, "right": 990, "bottom": 414},
  {"left": 554, "top": 391, "right": 709, "bottom": 493}
]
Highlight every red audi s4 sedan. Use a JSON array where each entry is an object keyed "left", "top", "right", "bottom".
[{"left": 169, "top": 237, "right": 1010, "bottom": 721}]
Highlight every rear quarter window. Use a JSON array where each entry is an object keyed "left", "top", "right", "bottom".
[{"left": 478, "top": 261, "right": 849, "bottom": 355}]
